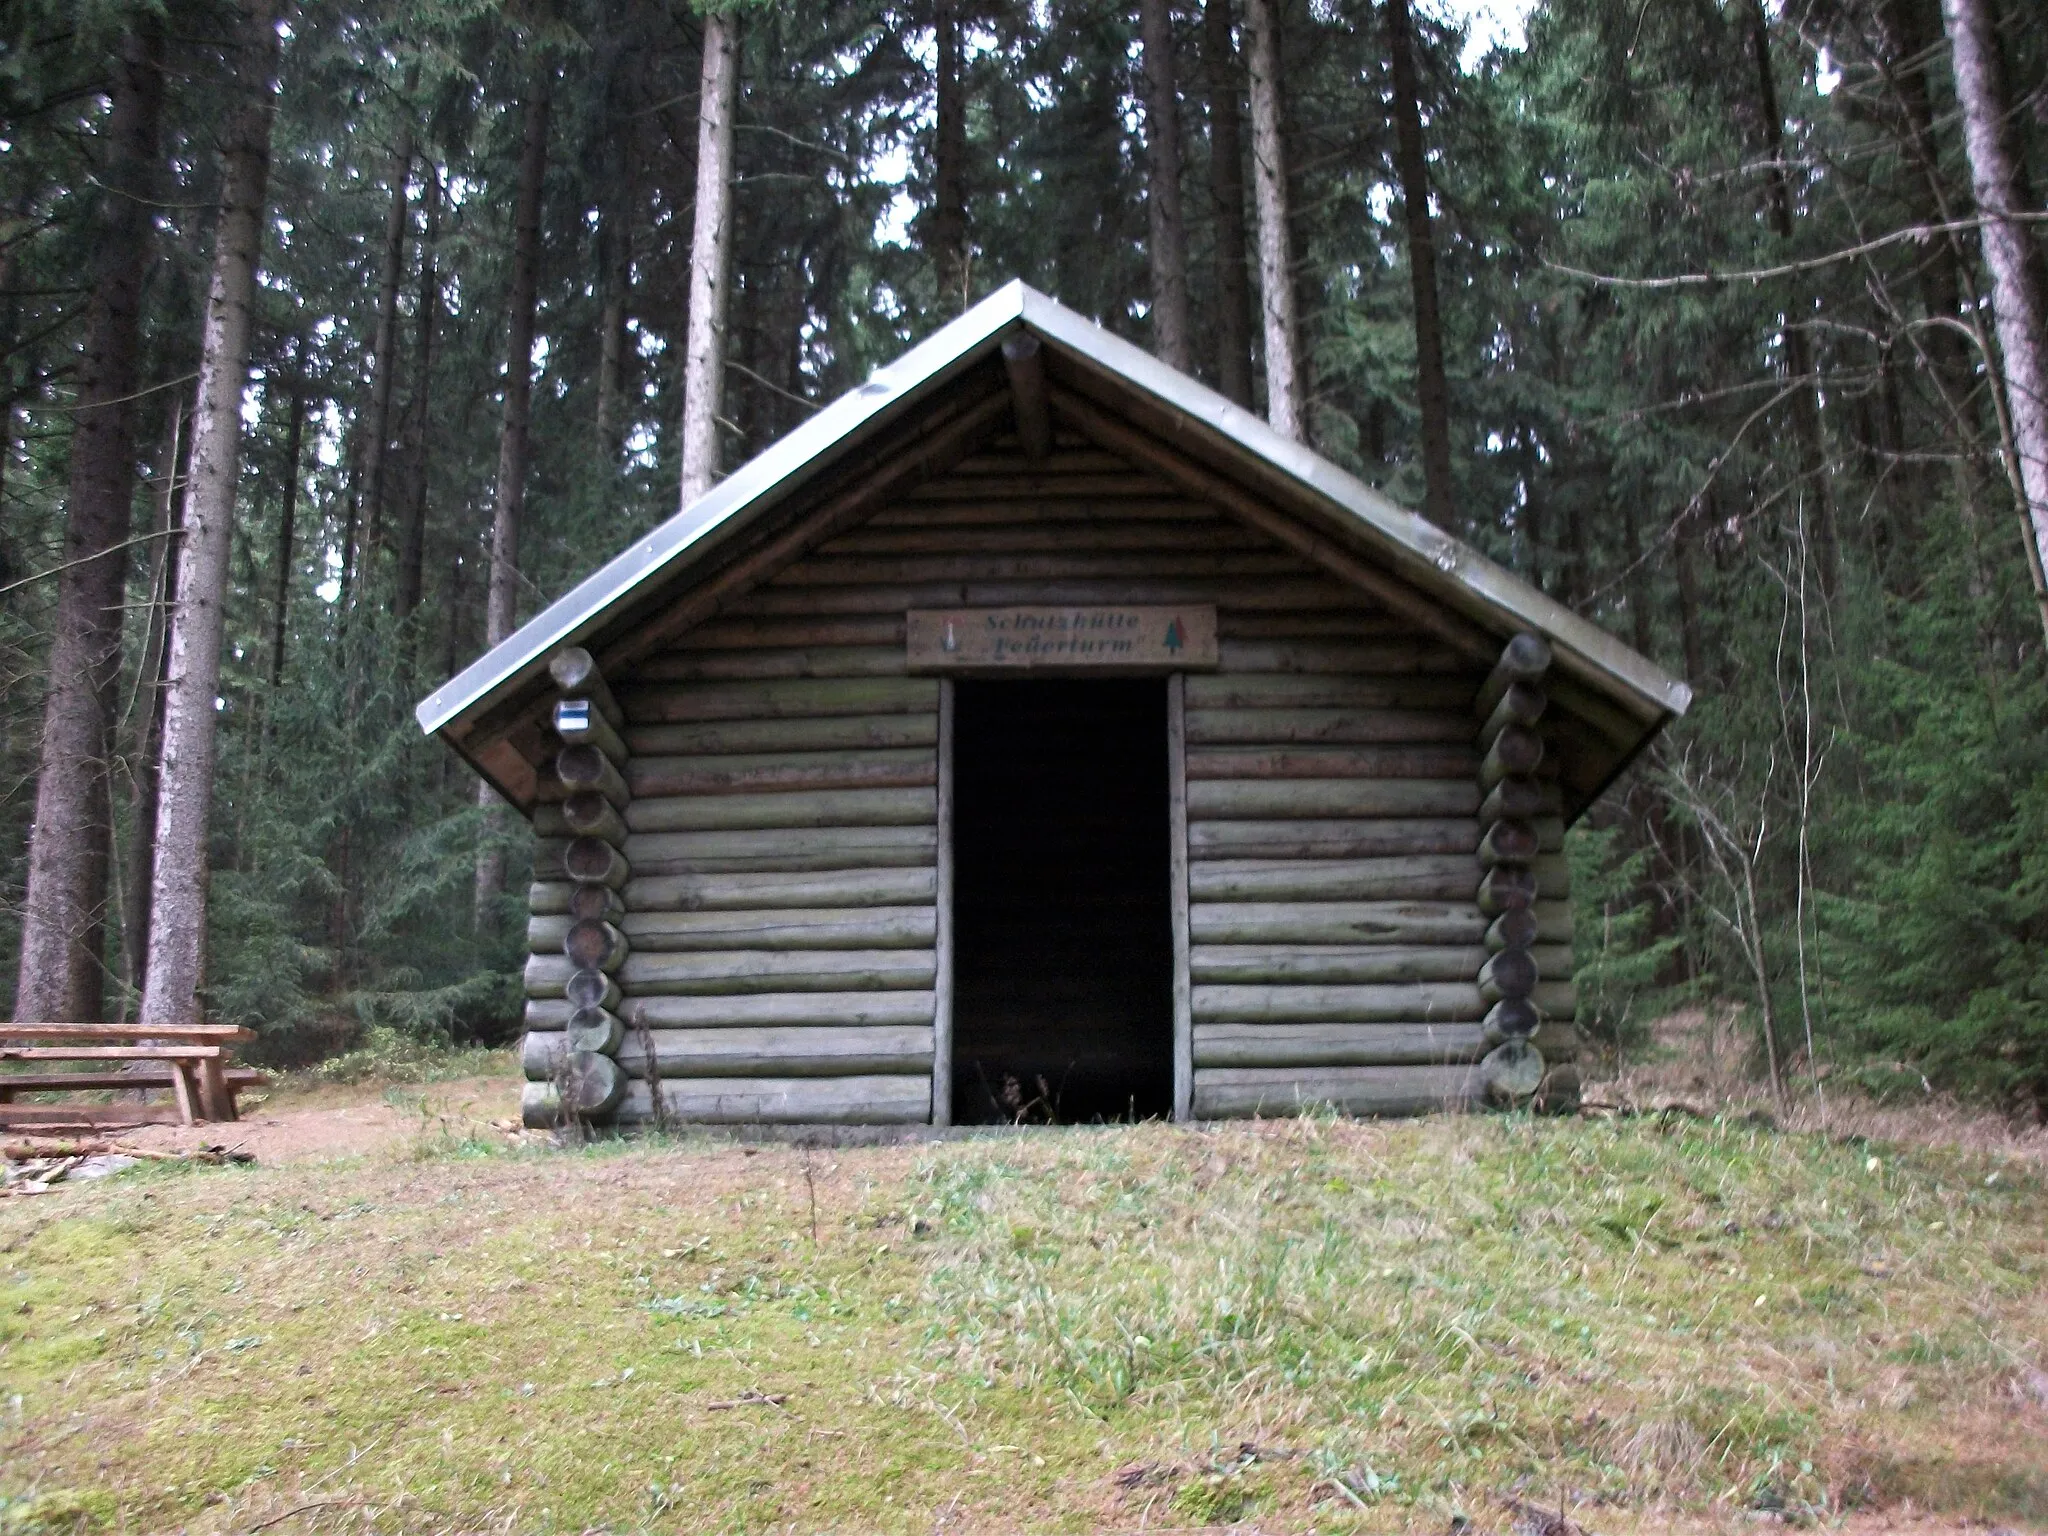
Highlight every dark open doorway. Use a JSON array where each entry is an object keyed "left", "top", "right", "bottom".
[{"left": 950, "top": 678, "right": 1174, "bottom": 1124}]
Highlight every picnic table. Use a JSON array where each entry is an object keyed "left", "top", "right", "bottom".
[{"left": 0, "top": 1024, "right": 266, "bottom": 1128}]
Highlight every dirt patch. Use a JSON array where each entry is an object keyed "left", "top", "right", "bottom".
[{"left": 109, "top": 1074, "right": 522, "bottom": 1164}]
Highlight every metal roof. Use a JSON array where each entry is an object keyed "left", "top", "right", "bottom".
[{"left": 416, "top": 280, "right": 1690, "bottom": 740}]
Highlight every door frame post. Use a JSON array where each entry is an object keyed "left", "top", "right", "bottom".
[
  {"left": 931, "top": 676, "right": 956, "bottom": 1127},
  {"left": 1168, "top": 671, "right": 1192, "bottom": 1121}
]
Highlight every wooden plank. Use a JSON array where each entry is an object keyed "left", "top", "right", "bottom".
[
  {"left": 627, "top": 714, "right": 938, "bottom": 757},
  {"left": 1190, "top": 944, "right": 1488, "bottom": 984},
  {"left": 619, "top": 677, "right": 938, "bottom": 724},
  {"left": 1191, "top": 982, "right": 1483, "bottom": 1023},
  {"left": 630, "top": 748, "right": 936, "bottom": 798},
  {"left": 0, "top": 1046, "right": 224, "bottom": 1061},
  {"left": 1168, "top": 673, "right": 1192, "bottom": 1124},
  {"left": 535, "top": 909, "right": 951, "bottom": 957},
  {"left": 1187, "top": 818, "right": 1477, "bottom": 860},
  {"left": 1184, "top": 674, "right": 1474, "bottom": 711},
  {"left": 1188, "top": 855, "right": 1483, "bottom": 903},
  {"left": 1195, "top": 1021, "right": 1488, "bottom": 1067},
  {"left": 1186, "top": 778, "right": 1477, "bottom": 820},
  {"left": 615, "top": 1074, "right": 933, "bottom": 1125},
  {"left": 625, "top": 824, "right": 938, "bottom": 875},
  {"left": 0, "top": 1103, "right": 189, "bottom": 1129},
  {"left": 865, "top": 497, "right": 1219, "bottom": 527},
  {"left": 620, "top": 906, "right": 936, "bottom": 951},
  {"left": 626, "top": 787, "right": 937, "bottom": 833},
  {"left": 0, "top": 1068, "right": 267, "bottom": 1091},
  {"left": 524, "top": 1026, "right": 934, "bottom": 1080},
  {"left": 1184, "top": 707, "right": 1473, "bottom": 745},
  {"left": 1188, "top": 901, "right": 1484, "bottom": 945},
  {"left": 1193, "top": 1018, "right": 1578, "bottom": 1067},
  {"left": 627, "top": 867, "right": 937, "bottom": 911},
  {"left": 902, "top": 471, "right": 1169, "bottom": 499},
  {"left": 932, "top": 678, "right": 956, "bottom": 1128},
  {"left": 1184, "top": 745, "right": 1477, "bottom": 781},
  {"left": 736, "top": 578, "right": 1377, "bottom": 616},
  {"left": 618, "top": 949, "right": 938, "bottom": 994},
  {"left": 620, "top": 991, "right": 937, "bottom": 1029},
  {"left": 0, "top": 1024, "right": 253, "bottom": 1042},
  {"left": 632, "top": 645, "right": 909, "bottom": 683},
  {"left": 669, "top": 614, "right": 906, "bottom": 650},
  {"left": 1192, "top": 1064, "right": 1483, "bottom": 1118},
  {"left": 771, "top": 551, "right": 1310, "bottom": 585},
  {"left": 822, "top": 520, "right": 1264, "bottom": 554},
  {"left": 1217, "top": 611, "right": 1398, "bottom": 639},
  {"left": 1215, "top": 638, "right": 1470, "bottom": 675},
  {"left": 941, "top": 446, "right": 1132, "bottom": 475}
]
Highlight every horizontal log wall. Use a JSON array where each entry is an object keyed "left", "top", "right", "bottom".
[
  {"left": 1186, "top": 602, "right": 1578, "bottom": 1117},
  {"left": 529, "top": 435, "right": 1580, "bottom": 1122}
]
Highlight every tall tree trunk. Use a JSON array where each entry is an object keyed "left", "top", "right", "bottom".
[
  {"left": 1383, "top": 0, "right": 1455, "bottom": 528},
  {"left": 270, "top": 385, "right": 305, "bottom": 686},
  {"left": 396, "top": 167, "right": 441, "bottom": 624},
  {"left": 930, "top": 0, "right": 968, "bottom": 314},
  {"left": 359, "top": 77, "right": 416, "bottom": 575},
  {"left": 137, "top": 0, "right": 280, "bottom": 1029},
  {"left": 1202, "top": 0, "right": 1254, "bottom": 407},
  {"left": 1242, "top": 0, "right": 1299, "bottom": 439},
  {"left": 16, "top": 19, "right": 165, "bottom": 1023},
  {"left": 1748, "top": 0, "right": 1839, "bottom": 596},
  {"left": 679, "top": 13, "right": 738, "bottom": 508},
  {"left": 475, "top": 70, "right": 552, "bottom": 928},
  {"left": 1138, "top": 0, "right": 1192, "bottom": 371},
  {"left": 1943, "top": 0, "right": 2048, "bottom": 640},
  {"left": 119, "top": 398, "right": 187, "bottom": 1011},
  {"left": 595, "top": 114, "right": 635, "bottom": 466}
]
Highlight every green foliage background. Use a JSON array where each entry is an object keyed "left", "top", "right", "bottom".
[{"left": 1, "top": 0, "right": 2044, "bottom": 1108}]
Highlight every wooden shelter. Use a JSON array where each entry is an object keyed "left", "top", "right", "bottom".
[{"left": 417, "top": 284, "right": 1690, "bottom": 1129}]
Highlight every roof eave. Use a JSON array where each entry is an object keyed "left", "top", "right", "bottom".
[
  {"left": 1015, "top": 287, "right": 1693, "bottom": 726},
  {"left": 414, "top": 282, "right": 1033, "bottom": 740}
]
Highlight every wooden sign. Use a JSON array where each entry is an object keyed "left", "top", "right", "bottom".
[{"left": 906, "top": 605, "right": 1218, "bottom": 671}]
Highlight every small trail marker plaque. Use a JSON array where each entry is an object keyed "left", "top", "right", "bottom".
[{"left": 906, "top": 605, "right": 1218, "bottom": 671}]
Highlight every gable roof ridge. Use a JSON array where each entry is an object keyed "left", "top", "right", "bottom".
[{"left": 417, "top": 280, "right": 1688, "bottom": 744}]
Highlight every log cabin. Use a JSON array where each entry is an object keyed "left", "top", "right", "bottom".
[{"left": 416, "top": 282, "right": 1690, "bottom": 1130}]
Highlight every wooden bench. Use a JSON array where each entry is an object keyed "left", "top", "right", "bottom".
[{"left": 0, "top": 1025, "right": 266, "bottom": 1126}]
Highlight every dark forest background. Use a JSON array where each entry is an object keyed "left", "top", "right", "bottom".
[{"left": 3, "top": 0, "right": 2045, "bottom": 1111}]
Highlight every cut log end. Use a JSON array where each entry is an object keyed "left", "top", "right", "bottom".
[
  {"left": 560, "top": 1050, "right": 625, "bottom": 1118},
  {"left": 1482, "top": 1038, "right": 1545, "bottom": 1102},
  {"left": 564, "top": 917, "right": 629, "bottom": 973},
  {"left": 564, "top": 837, "right": 630, "bottom": 888},
  {"left": 566, "top": 1006, "right": 625, "bottom": 1055},
  {"left": 564, "top": 967, "right": 622, "bottom": 1012},
  {"left": 1482, "top": 996, "right": 1540, "bottom": 1044},
  {"left": 549, "top": 646, "right": 600, "bottom": 694}
]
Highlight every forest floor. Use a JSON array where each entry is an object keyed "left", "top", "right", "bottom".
[{"left": 1, "top": 1048, "right": 2045, "bottom": 1536}]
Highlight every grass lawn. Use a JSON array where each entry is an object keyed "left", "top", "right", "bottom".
[{"left": 2, "top": 1106, "right": 2044, "bottom": 1534}]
